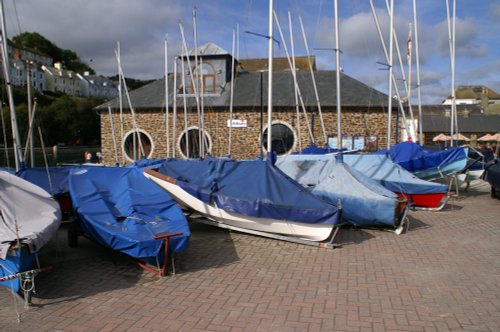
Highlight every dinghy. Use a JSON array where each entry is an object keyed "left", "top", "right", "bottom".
[
  {"left": 342, "top": 154, "right": 449, "bottom": 210},
  {"left": 144, "top": 157, "right": 340, "bottom": 242},
  {"left": 277, "top": 155, "right": 408, "bottom": 230},
  {"left": 379, "top": 141, "right": 468, "bottom": 180},
  {"left": 0, "top": 171, "right": 61, "bottom": 294},
  {"left": 68, "top": 167, "right": 190, "bottom": 275}
]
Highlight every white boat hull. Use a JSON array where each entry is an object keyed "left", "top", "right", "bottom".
[{"left": 144, "top": 170, "right": 336, "bottom": 242}]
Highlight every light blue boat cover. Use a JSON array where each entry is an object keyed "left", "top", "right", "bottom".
[
  {"left": 156, "top": 158, "right": 340, "bottom": 225},
  {"left": 342, "top": 154, "right": 448, "bottom": 194},
  {"left": 378, "top": 141, "right": 467, "bottom": 174},
  {"left": 276, "top": 155, "right": 401, "bottom": 228},
  {"left": 68, "top": 167, "right": 190, "bottom": 260}
]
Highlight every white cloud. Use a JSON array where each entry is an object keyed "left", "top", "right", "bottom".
[
  {"left": 4, "top": 0, "right": 184, "bottom": 79},
  {"left": 435, "top": 17, "right": 488, "bottom": 58},
  {"left": 490, "top": 3, "right": 500, "bottom": 20}
]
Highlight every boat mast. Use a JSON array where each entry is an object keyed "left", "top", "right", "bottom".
[
  {"left": 192, "top": 7, "right": 203, "bottom": 158},
  {"left": 0, "top": 0, "right": 23, "bottom": 171},
  {"left": 117, "top": 42, "right": 124, "bottom": 164},
  {"left": 413, "top": 0, "right": 424, "bottom": 145},
  {"left": 172, "top": 57, "right": 178, "bottom": 158},
  {"left": 291, "top": 14, "right": 302, "bottom": 152},
  {"left": 406, "top": 23, "right": 414, "bottom": 141},
  {"left": 446, "top": 0, "right": 457, "bottom": 147},
  {"left": 369, "top": 0, "right": 410, "bottom": 146},
  {"left": 228, "top": 29, "right": 236, "bottom": 156},
  {"left": 273, "top": 12, "right": 314, "bottom": 145},
  {"left": 334, "top": 0, "right": 342, "bottom": 154},
  {"left": 164, "top": 36, "right": 170, "bottom": 158},
  {"left": 387, "top": 0, "right": 394, "bottom": 149},
  {"left": 383, "top": 0, "right": 416, "bottom": 142},
  {"left": 299, "top": 16, "right": 326, "bottom": 146},
  {"left": 266, "top": 0, "right": 274, "bottom": 157}
]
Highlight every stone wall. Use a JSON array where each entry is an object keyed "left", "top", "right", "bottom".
[{"left": 100, "top": 107, "right": 397, "bottom": 165}]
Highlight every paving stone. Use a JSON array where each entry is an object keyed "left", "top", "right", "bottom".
[{"left": 0, "top": 181, "right": 499, "bottom": 331}]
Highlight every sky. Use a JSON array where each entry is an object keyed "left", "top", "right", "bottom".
[{"left": 3, "top": 0, "right": 500, "bottom": 104}]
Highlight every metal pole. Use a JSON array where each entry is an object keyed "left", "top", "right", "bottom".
[
  {"left": 228, "top": 29, "right": 236, "bottom": 156},
  {"left": 117, "top": 42, "right": 124, "bottom": 164},
  {"left": 413, "top": 0, "right": 424, "bottom": 145},
  {"left": 266, "top": 0, "right": 274, "bottom": 156},
  {"left": 26, "top": 61, "right": 34, "bottom": 167},
  {"left": 164, "top": 36, "right": 170, "bottom": 158},
  {"left": 172, "top": 57, "right": 178, "bottom": 158},
  {"left": 387, "top": 0, "right": 394, "bottom": 149},
  {"left": 0, "top": 0, "right": 23, "bottom": 170},
  {"left": 334, "top": 0, "right": 342, "bottom": 154}
]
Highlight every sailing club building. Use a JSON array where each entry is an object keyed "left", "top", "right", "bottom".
[{"left": 97, "top": 43, "right": 397, "bottom": 165}]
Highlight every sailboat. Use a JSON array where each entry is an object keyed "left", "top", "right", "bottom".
[
  {"left": 0, "top": 0, "right": 61, "bottom": 299},
  {"left": 275, "top": 3, "right": 408, "bottom": 231},
  {"left": 342, "top": 154, "right": 449, "bottom": 210},
  {"left": 0, "top": 171, "right": 61, "bottom": 294},
  {"left": 144, "top": 1, "right": 341, "bottom": 245},
  {"left": 378, "top": 140, "right": 468, "bottom": 181},
  {"left": 68, "top": 167, "right": 190, "bottom": 275}
]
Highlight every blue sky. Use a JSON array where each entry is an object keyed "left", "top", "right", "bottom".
[{"left": 4, "top": 0, "right": 500, "bottom": 104}]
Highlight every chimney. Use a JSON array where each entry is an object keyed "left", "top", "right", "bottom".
[
  {"left": 84, "top": 71, "right": 90, "bottom": 76},
  {"left": 54, "top": 62, "right": 62, "bottom": 70}
]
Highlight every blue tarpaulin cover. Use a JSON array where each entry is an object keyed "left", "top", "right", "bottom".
[
  {"left": 378, "top": 141, "right": 467, "bottom": 174},
  {"left": 156, "top": 158, "right": 340, "bottom": 225},
  {"left": 68, "top": 167, "right": 190, "bottom": 260},
  {"left": 293, "top": 144, "right": 344, "bottom": 155},
  {"left": 342, "top": 154, "right": 448, "bottom": 194},
  {"left": 127, "top": 158, "right": 167, "bottom": 170},
  {"left": 277, "top": 155, "right": 401, "bottom": 228},
  {"left": 17, "top": 166, "right": 83, "bottom": 196}
]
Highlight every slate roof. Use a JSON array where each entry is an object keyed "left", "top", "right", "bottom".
[
  {"left": 188, "top": 42, "right": 229, "bottom": 56},
  {"left": 238, "top": 56, "right": 315, "bottom": 72},
  {"left": 96, "top": 70, "right": 389, "bottom": 111},
  {"left": 422, "top": 113, "right": 500, "bottom": 133}
]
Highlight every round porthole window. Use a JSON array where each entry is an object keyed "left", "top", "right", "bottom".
[
  {"left": 262, "top": 121, "right": 296, "bottom": 155},
  {"left": 122, "top": 129, "right": 154, "bottom": 162},
  {"left": 178, "top": 127, "right": 212, "bottom": 158}
]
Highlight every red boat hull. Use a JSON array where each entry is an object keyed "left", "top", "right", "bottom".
[{"left": 396, "top": 192, "right": 447, "bottom": 209}]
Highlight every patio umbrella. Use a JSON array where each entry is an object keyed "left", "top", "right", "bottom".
[
  {"left": 432, "top": 133, "right": 450, "bottom": 142},
  {"left": 451, "top": 133, "right": 470, "bottom": 141},
  {"left": 478, "top": 133, "right": 496, "bottom": 141}
]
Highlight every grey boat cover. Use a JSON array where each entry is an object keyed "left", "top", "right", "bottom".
[
  {"left": 342, "top": 154, "right": 448, "bottom": 194},
  {"left": 0, "top": 171, "right": 61, "bottom": 260},
  {"left": 276, "top": 155, "right": 401, "bottom": 228}
]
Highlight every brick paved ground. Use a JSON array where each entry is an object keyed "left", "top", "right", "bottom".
[{"left": 1, "top": 180, "right": 499, "bottom": 331}]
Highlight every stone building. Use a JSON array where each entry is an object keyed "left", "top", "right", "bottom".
[
  {"left": 421, "top": 104, "right": 500, "bottom": 146},
  {"left": 96, "top": 43, "right": 397, "bottom": 165}
]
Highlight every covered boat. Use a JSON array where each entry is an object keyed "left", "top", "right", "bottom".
[
  {"left": 342, "top": 154, "right": 449, "bottom": 210},
  {"left": 276, "top": 155, "right": 408, "bottom": 230},
  {"left": 68, "top": 167, "right": 190, "bottom": 272},
  {"left": 0, "top": 170, "right": 61, "bottom": 293},
  {"left": 144, "top": 158, "right": 340, "bottom": 242},
  {"left": 378, "top": 141, "right": 468, "bottom": 180},
  {"left": 17, "top": 166, "right": 83, "bottom": 217},
  {"left": 483, "top": 160, "right": 500, "bottom": 198}
]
